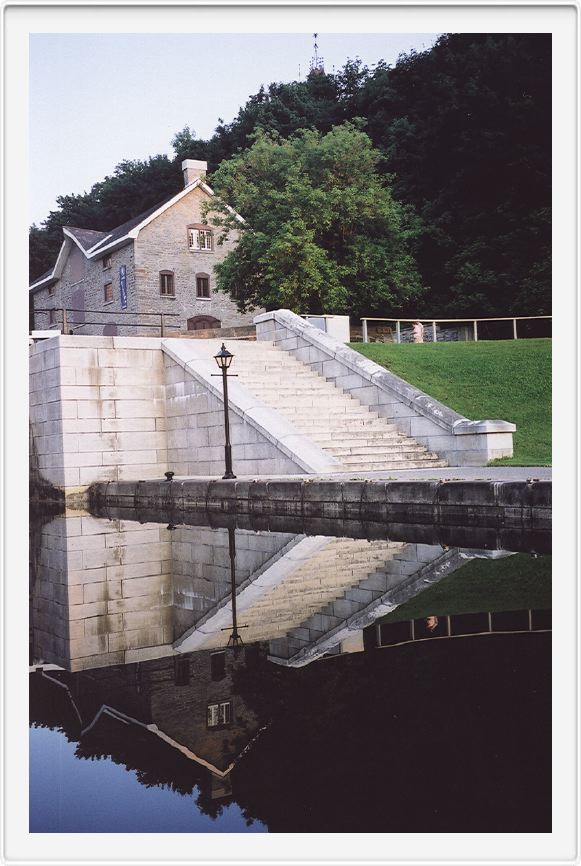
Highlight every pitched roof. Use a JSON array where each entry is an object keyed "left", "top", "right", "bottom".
[
  {"left": 87, "top": 200, "right": 167, "bottom": 254},
  {"left": 31, "top": 266, "right": 56, "bottom": 284},
  {"left": 64, "top": 226, "right": 108, "bottom": 251}
]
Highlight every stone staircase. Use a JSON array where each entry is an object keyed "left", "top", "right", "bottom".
[{"left": 225, "top": 341, "right": 447, "bottom": 471}]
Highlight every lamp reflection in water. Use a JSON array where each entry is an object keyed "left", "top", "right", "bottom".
[
  {"left": 221, "top": 526, "right": 247, "bottom": 655},
  {"left": 213, "top": 343, "right": 236, "bottom": 480}
]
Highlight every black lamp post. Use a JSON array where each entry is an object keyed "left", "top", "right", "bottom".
[{"left": 213, "top": 343, "right": 236, "bottom": 480}]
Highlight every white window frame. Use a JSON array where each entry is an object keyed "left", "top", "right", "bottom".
[
  {"left": 188, "top": 228, "right": 213, "bottom": 252},
  {"left": 207, "top": 701, "right": 232, "bottom": 728}
]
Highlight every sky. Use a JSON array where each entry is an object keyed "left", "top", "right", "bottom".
[{"left": 29, "top": 32, "right": 441, "bottom": 226}]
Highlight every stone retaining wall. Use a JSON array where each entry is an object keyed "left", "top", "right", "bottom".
[
  {"left": 89, "top": 478, "right": 551, "bottom": 540},
  {"left": 255, "top": 310, "right": 515, "bottom": 465},
  {"left": 29, "top": 335, "right": 168, "bottom": 492}
]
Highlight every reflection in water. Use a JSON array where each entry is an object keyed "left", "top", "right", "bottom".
[{"left": 29, "top": 512, "right": 551, "bottom": 833}]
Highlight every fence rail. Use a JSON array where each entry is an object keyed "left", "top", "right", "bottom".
[
  {"left": 32, "top": 308, "right": 181, "bottom": 337},
  {"left": 360, "top": 315, "right": 552, "bottom": 343}
]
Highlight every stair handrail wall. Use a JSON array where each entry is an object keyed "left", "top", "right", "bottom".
[{"left": 254, "top": 309, "right": 515, "bottom": 466}]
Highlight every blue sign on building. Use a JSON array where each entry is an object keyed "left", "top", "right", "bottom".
[{"left": 119, "top": 265, "right": 127, "bottom": 310}]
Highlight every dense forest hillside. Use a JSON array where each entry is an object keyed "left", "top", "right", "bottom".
[{"left": 30, "top": 33, "right": 551, "bottom": 317}]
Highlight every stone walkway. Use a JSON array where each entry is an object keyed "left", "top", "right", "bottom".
[{"left": 196, "top": 466, "right": 552, "bottom": 483}]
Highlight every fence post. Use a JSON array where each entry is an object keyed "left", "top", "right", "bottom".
[
  {"left": 513, "top": 318, "right": 518, "bottom": 339},
  {"left": 432, "top": 321, "right": 437, "bottom": 343},
  {"left": 62, "top": 308, "right": 68, "bottom": 335},
  {"left": 395, "top": 321, "right": 401, "bottom": 344},
  {"left": 473, "top": 320, "right": 478, "bottom": 342},
  {"left": 362, "top": 319, "right": 368, "bottom": 343}
]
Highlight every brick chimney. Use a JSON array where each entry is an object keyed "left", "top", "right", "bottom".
[{"left": 182, "top": 159, "right": 207, "bottom": 187}]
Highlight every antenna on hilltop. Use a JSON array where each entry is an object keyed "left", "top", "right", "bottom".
[{"left": 309, "top": 32, "right": 325, "bottom": 75}]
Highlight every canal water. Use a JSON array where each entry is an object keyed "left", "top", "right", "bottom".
[{"left": 29, "top": 509, "right": 551, "bottom": 833}]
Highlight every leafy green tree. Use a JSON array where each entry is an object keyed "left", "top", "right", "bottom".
[
  {"left": 355, "top": 34, "right": 551, "bottom": 315},
  {"left": 206, "top": 123, "right": 424, "bottom": 316},
  {"left": 170, "top": 126, "right": 209, "bottom": 163}
]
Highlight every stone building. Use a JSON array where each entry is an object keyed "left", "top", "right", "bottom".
[{"left": 29, "top": 160, "right": 260, "bottom": 336}]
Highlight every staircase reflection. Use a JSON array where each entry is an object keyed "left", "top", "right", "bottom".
[{"left": 31, "top": 512, "right": 551, "bottom": 673}]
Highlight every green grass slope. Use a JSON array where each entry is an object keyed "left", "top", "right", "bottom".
[
  {"left": 377, "top": 553, "right": 551, "bottom": 624},
  {"left": 351, "top": 339, "right": 551, "bottom": 465}
]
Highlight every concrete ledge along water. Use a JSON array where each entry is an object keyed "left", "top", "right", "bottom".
[{"left": 89, "top": 477, "right": 551, "bottom": 535}]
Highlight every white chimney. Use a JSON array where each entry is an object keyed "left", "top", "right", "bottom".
[{"left": 182, "top": 159, "right": 207, "bottom": 186}]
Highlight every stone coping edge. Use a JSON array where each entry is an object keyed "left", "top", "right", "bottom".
[
  {"left": 89, "top": 478, "right": 551, "bottom": 532},
  {"left": 162, "top": 339, "right": 342, "bottom": 475},
  {"left": 254, "top": 310, "right": 516, "bottom": 436}
]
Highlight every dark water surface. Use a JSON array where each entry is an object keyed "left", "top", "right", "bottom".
[{"left": 29, "top": 510, "right": 551, "bottom": 833}]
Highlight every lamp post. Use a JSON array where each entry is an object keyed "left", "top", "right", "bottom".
[{"left": 213, "top": 343, "right": 236, "bottom": 480}]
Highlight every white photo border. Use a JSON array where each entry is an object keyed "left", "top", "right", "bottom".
[{"left": 2, "top": 1, "right": 577, "bottom": 863}]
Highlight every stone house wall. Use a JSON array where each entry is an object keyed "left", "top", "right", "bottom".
[
  {"left": 31, "top": 242, "right": 138, "bottom": 336},
  {"left": 135, "top": 185, "right": 258, "bottom": 333}
]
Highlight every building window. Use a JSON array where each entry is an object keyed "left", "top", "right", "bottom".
[
  {"left": 174, "top": 657, "right": 190, "bottom": 686},
  {"left": 188, "top": 224, "right": 213, "bottom": 252},
  {"left": 104, "top": 282, "right": 113, "bottom": 303},
  {"left": 49, "top": 309, "right": 57, "bottom": 326},
  {"left": 207, "top": 701, "right": 231, "bottom": 728},
  {"left": 196, "top": 274, "right": 210, "bottom": 298},
  {"left": 102, "top": 254, "right": 112, "bottom": 269},
  {"left": 210, "top": 651, "right": 226, "bottom": 681},
  {"left": 159, "top": 271, "right": 175, "bottom": 296}
]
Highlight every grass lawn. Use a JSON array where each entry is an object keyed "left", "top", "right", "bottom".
[
  {"left": 351, "top": 338, "right": 551, "bottom": 465},
  {"left": 376, "top": 553, "right": 551, "bottom": 624}
]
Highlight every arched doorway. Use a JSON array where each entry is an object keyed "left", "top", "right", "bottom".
[{"left": 187, "top": 315, "right": 221, "bottom": 331}]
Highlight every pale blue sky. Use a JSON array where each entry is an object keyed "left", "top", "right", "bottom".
[{"left": 29, "top": 32, "right": 441, "bottom": 226}]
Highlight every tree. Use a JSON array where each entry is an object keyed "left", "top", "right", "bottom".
[
  {"left": 356, "top": 34, "right": 551, "bottom": 315},
  {"left": 206, "top": 123, "right": 424, "bottom": 317}
]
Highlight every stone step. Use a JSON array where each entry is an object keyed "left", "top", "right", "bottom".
[
  {"left": 245, "top": 388, "right": 361, "bottom": 411},
  {"left": 311, "top": 430, "right": 403, "bottom": 443},
  {"left": 289, "top": 410, "right": 379, "bottom": 421},
  {"left": 338, "top": 457, "right": 446, "bottom": 469},
  {"left": 328, "top": 444, "right": 429, "bottom": 456}
]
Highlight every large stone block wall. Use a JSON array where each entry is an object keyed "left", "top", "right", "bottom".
[
  {"left": 30, "top": 335, "right": 168, "bottom": 491},
  {"left": 255, "top": 310, "right": 515, "bottom": 465}
]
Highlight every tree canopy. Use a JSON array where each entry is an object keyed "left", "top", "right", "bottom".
[
  {"left": 29, "top": 33, "right": 551, "bottom": 318},
  {"left": 206, "top": 124, "right": 424, "bottom": 316}
]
